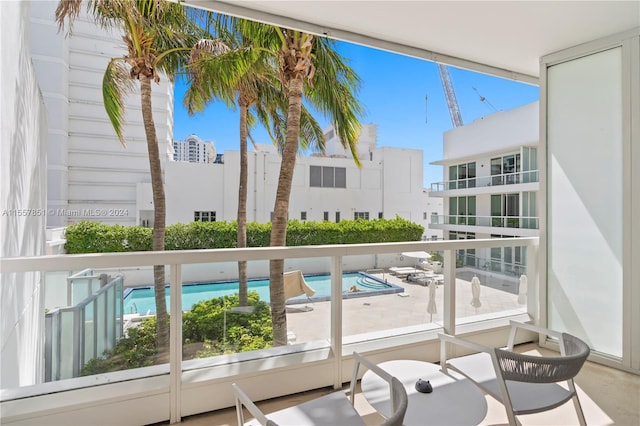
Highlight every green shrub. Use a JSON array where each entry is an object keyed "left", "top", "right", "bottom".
[
  {"left": 82, "top": 292, "right": 273, "bottom": 374},
  {"left": 65, "top": 217, "right": 424, "bottom": 253}
]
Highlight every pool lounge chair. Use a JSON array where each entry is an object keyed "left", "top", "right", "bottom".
[
  {"left": 283, "top": 270, "right": 316, "bottom": 310},
  {"left": 388, "top": 267, "right": 421, "bottom": 277}
]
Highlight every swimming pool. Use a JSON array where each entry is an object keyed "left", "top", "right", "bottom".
[{"left": 123, "top": 272, "right": 401, "bottom": 315}]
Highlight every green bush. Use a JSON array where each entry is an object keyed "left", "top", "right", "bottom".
[
  {"left": 81, "top": 316, "right": 159, "bottom": 375},
  {"left": 82, "top": 292, "right": 273, "bottom": 375},
  {"left": 65, "top": 217, "right": 424, "bottom": 253}
]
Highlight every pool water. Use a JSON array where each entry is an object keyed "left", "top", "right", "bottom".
[{"left": 123, "top": 272, "right": 397, "bottom": 315}]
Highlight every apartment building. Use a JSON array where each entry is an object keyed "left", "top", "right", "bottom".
[
  {"left": 172, "top": 134, "right": 216, "bottom": 163},
  {"left": 429, "top": 102, "right": 538, "bottom": 275}
]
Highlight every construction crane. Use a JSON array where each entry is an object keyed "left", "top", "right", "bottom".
[{"left": 437, "top": 63, "right": 464, "bottom": 128}]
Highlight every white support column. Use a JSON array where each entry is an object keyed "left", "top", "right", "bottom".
[
  {"left": 330, "top": 255, "right": 343, "bottom": 389},
  {"left": 443, "top": 249, "right": 456, "bottom": 335},
  {"left": 169, "top": 264, "right": 182, "bottom": 424}
]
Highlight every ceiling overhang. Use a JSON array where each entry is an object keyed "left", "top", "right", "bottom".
[{"left": 178, "top": 1, "right": 639, "bottom": 84}]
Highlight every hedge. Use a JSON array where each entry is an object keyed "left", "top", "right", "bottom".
[{"left": 64, "top": 217, "right": 424, "bottom": 254}]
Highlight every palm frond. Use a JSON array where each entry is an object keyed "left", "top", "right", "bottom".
[
  {"left": 102, "top": 59, "right": 135, "bottom": 145},
  {"left": 305, "top": 36, "right": 364, "bottom": 165},
  {"left": 55, "top": 0, "right": 84, "bottom": 35}
]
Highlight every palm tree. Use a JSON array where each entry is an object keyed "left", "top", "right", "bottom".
[
  {"left": 56, "top": 0, "right": 206, "bottom": 358},
  {"left": 185, "top": 24, "right": 325, "bottom": 307},
  {"left": 233, "top": 22, "right": 363, "bottom": 346}
]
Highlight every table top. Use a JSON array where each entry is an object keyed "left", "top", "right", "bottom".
[{"left": 361, "top": 360, "right": 488, "bottom": 426}]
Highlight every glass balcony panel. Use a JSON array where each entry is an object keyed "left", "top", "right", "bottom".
[
  {"left": 455, "top": 244, "right": 528, "bottom": 325},
  {"left": 84, "top": 302, "right": 95, "bottom": 365},
  {"left": 342, "top": 253, "right": 443, "bottom": 341}
]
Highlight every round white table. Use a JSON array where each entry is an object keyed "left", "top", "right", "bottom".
[{"left": 361, "top": 360, "right": 487, "bottom": 425}]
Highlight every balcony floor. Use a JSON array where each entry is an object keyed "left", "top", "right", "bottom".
[{"left": 174, "top": 343, "right": 639, "bottom": 426}]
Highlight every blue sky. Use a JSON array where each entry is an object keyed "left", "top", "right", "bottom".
[{"left": 173, "top": 40, "right": 539, "bottom": 186}]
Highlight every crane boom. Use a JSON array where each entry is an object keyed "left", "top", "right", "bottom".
[{"left": 437, "top": 63, "right": 464, "bottom": 128}]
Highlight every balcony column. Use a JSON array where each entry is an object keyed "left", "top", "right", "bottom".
[
  {"left": 169, "top": 264, "right": 182, "bottom": 424},
  {"left": 443, "top": 249, "right": 456, "bottom": 335},
  {"left": 330, "top": 255, "right": 343, "bottom": 389}
]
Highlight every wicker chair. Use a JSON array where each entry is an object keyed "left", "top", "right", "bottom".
[
  {"left": 439, "top": 321, "right": 590, "bottom": 425},
  {"left": 232, "top": 352, "right": 408, "bottom": 426}
]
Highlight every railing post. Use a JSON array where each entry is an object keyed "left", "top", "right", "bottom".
[
  {"left": 331, "top": 255, "right": 343, "bottom": 390},
  {"left": 169, "top": 264, "right": 182, "bottom": 424},
  {"left": 443, "top": 249, "right": 456, "bottom": 335}
]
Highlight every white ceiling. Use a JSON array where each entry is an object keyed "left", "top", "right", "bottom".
[{"left": 184, "top": 0, "right": 639, "bottom": 81}]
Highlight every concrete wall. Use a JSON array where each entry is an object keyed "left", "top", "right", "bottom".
[
  {"left": 29, "top": 1, "right": 174, "bottom": 227},
  {"left": 0, "top": 1, "right": 48, "bottom": 388},
  {"left": 442, "top": 101, "right": 538, "bottom": 161}
]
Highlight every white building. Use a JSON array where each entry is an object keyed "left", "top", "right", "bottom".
[
  {"left": 165, "top": 128, "right": 443, "bottom": 241},
  {"left": 429, "top": 101, "right": 539, "bottom": 274},
  {"left": 29, "top": 2, "right": 173, "bottom": 227},
  {"left": 172, "top": 134, "right": 217, "bottom": 163}
]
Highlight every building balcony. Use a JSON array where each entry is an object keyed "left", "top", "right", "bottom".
[
  {"left": 430, "top": 170, "right": 539, "bottom": 197},
  {"left": 430, "top": 215, "right": 539, "bottom": 237},
  {"left": 2, "top": 238, "right": 540, "bottom": 424}
]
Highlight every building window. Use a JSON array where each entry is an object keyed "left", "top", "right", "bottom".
[
  {"left": 335, "top": 211, "right": 341, "bottom": 223},
  {"left": 491, "top": 193, "right": 520, "bottom": 228},
  {"left": 448, "top": 196, "right": 476, "bottom": 225},
  {"left": 491, "top": 154, "right": 521, "bottom": 185},
  {"left": 354, "top": 211, "right": 369, "bottom": 220},
  {"left": 194, "top": 211, "right": 216, "bottom": 222},
  {"left": 423, "top": 212, "right": 427, "bottom": 220},
  {"left": 378, "top": 212, "right": 383, "bottom": 219},
  {"left": 301, "top": 211, "right": 307, "bottom": 221},
  {"left": 325, "top": 129, "right": 335, "bottom": 140},
  {"left": 448, "top": 162, "right": 476, "bottom": 189},
  {"left": 323, "top": 211, "right": 329, "bottom": 221},
  {"left": 310, "top": 166, "right": 347, "bottom": 188}
]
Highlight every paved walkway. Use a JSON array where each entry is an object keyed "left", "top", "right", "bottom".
[{"left": 286, "top": 270, "right": 526, "bottom": 343}]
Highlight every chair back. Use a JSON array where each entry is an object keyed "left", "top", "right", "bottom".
[
  {"left": 493, "top": 333, "right": 590, "bottom": 384},
  {"left": 380, "top": 376, "right": 408, "bottom": 426}
]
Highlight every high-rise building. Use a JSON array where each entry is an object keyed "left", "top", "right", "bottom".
[{"left": 172, "top": 134, "right": 217, "bottom": 163}]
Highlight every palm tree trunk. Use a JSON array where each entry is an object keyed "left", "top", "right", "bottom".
[
  {"left": 269, "top": 76, "right": 304, "bottom": 346},
  {"left": 237, "top": 103, "right": 249, "bottom": 306},
  {"left": 140, "top": 75, "right": 169, "bottom": 359}
]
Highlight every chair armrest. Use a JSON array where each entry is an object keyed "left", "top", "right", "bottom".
[
  {"left": 351, "top": 352, "right": 394, "bottom": 406},
  {"left": 438, "top": 333, "right": 493, "bottom": 372},
  {"left": 232, "top": 383, "right": 271, "bottom": 426},
  {"left": 506, "top": 320, "right": 562, "bottom": 350}
]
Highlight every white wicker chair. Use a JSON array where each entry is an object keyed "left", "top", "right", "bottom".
[
  {"left": 439, "top": 321, "right": 590, "bottom": 426},
  {"left": 232, "top": 352, "right": 408, "bottom": 426}
]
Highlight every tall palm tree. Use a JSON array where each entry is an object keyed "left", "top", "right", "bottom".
[
  {"left": 185, "top": 24, "right": 325, "bottom": 307},
  {"left": 234, "top": 22, "right": 363, "bottom": 346},
  {"left": 56, "top": 0, "right": 206, "bottom": 358}
]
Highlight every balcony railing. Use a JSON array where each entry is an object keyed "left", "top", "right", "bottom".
[
  {"left": 0, "top": 237, "right": 538, "bottom": 424},
  {"left": 45, "top": 271, "right": 124, "bottom": 381},
  {"left": 431, "top": 214, "right": 539, "bottom": 229},
  {"left": 430, "top": 170, "right": 539, "bottom": 192}
]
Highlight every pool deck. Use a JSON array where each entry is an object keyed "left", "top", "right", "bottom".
[{"left": 285, "top": 270, "right": 526, "bottom": 343}]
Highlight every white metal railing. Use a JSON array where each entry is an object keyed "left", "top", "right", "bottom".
[
  {"left": 430, "top": 214, "right": 540, "bottom": 229},
  {"left": 1, "top": 237, "right": 538, "bottom": 423},
  {"left": 430, "top": 170, "right": 539, "bottom": 192}
]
